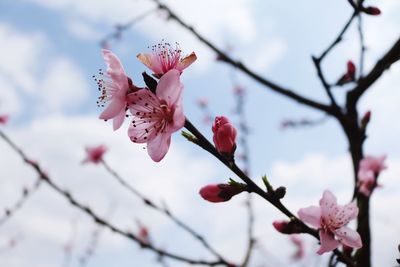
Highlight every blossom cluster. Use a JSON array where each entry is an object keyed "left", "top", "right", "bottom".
[{"left": 96, "top": 42, "right": 196, "bottom": 162}]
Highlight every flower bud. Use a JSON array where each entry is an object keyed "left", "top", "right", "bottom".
[
  {"left": 272, "top": 220, "right": 303, "bottom": 234},
  {"left": 364, "top": 6, "right": 381, "bottom": 15},
  {"left": 336, "top": 60, "right": 356, "bottom": 85},
  {"left": 275, "top": 186, "right": 287, "bottom": 199},
  {"left": 360, "top": 110, "right": 371, "bottom": 129},
  {"left": 212, "top": 116, "right": 237, "bottom": 158},
  {"left": 199, "top": 183, "right": 245, "bottom": 203},
  {"left": 0, "top": 115, "right": 9, "bottom": 125},
  {"left": 82, "top": 145, "right": 107, "bottom": 164}
]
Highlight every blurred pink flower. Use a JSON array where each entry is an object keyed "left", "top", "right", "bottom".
[
  {"left": 83, "top": 145, "right": 107, "bottom": 164},
  {"left": 97, "top": 49, "right": 137, "bottom": 130},
  {"left": 199, "top": 183, "right": 244, "bottom": 203},
  {"left": 0, "top": 115, "right": 9, "bottom": 125},
  {"left": 290, "top": 235, "right": 305, "bottom": 260},
  {"left": 128, "top": 70, "right": 185, "bottom": 162},
  {"left": 137, "top": 41, "right": 197, "bottom": 78},
  {"left": 212, "top": 116, "right": 237, "bottom": 158},
  {"left": 357, "top": 155, "right": 386, "bottom": 197},
  {"left": 138, "top": 226, "right": 150, "bottom": 245},
  {"left": 298, "top": 190, "right": 362, "bottom": 255}
]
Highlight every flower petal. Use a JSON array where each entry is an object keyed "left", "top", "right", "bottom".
[
  {"left": 102, "top": 49, "right": 129, "bottom": 91},
  {"left": 320, "top": 190, "right": 338, "bottom": 219},
  {"left": 335, "top": 226, "right": 362, "bottom": 249},
  {"left": 137, "top": 53, "right": 163, "bottom": 75},
  {"left": 156, "top": 69, "right": 183, "bottom": 106},
  {"left": 317, "top": 230, "right": 340, "bottom": 255},
  {"left": 177, "top": 52, "right": 197, "bottom": 71},
  {"left": 168, "top": 103, "right": 185, "bottom": 133},
  {"left": 298, "top": 206, "right": 321, "bottom": 228},
  {"left": 112, "top": 108, "right": 126, "bottom": 131},
  {"left": 99, "top": 99, "right": 125, "bottom": 120},
  {"left": 147, "top": 132, "right": 171, "bottom": 162},
  {"left": 340, "top": 202, "right": 359, "bottom": 224}
]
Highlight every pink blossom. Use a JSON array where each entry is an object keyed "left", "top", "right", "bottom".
[
  {"left": 137, "top": 41, "right": 197, "bottom": 78},
  {"left": 138, "top": 226, "right": 150, "bottom": 245},
  {"left": 199, "top": 183, "right": 244, "bottom": 203},
  {"left": 212, "top": 116, "right": 237, "bottom": 158},
  {"left": 357, "top": 155, "right": 386, "bottom": 197},
  {"left": 97, "top": 49, "right": 138, "bottom": 130},
  {"left": 298, "top": 190, "right": 362, "bottom": 255},
  {"left": 290, "top": 235, "right": 305, "bottom": 260},
  {"left": 0, "top": 115, "right": 9, "bottom": 125},
  {"left": 127, "top": 70, "right": 185, "bottom": 162},
  {"left": 83, "top": 145, "right": 107, "bottom": 164}
]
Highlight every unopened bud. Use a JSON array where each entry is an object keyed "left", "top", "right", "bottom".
[
  {"left": 275, "top": 186, "right": 286, "bottom": 199},
  {"left": 212, "top": 116, "right": 237, "bottom": 159},
  {"left": 199, "top": 183, "right": 246, "bottom": 203},
  {"left": 272, "top": 220, "right": 303, "bottom": 234},
  {"left": 360, "top": 110, "right": 371, "bottom": 129},
  {"left": 364, "top": 6, "right": 381, "bottom": 15}
]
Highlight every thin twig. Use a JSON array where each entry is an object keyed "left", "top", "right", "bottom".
[
  {"left": 357, "top": 14, "right": 366, "bottom": 79},
  {"left": 149, "top": 0, "right": 333, "bottom": 114},
  {"left": 0, "top": 130, "right": 228, "bottom": 267},
  {"left": 100, "top": 159, "right": 230, "bottom": 264},
  {"left": 0, "top": 178, "right": 42, "bottom": 226}
]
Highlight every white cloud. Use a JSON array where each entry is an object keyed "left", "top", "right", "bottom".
[
  {"left": 0, "top": 23, "right": 47, "bottom": 92},
  {"left": 248, "top": 39, "right": 288, "bottom": 71},
  {"left": 36, "top": 57, "right": 89, "bottom": 113},
  {"left": 66, "top": 19, "right": 101, "bottom": 40},
  {"left": 0, "top": 74, "right": 21, "bottom": 116}
]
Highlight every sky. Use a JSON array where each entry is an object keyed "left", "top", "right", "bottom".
[{"left": 0, "top": 0, "right": 399, "bottom": 266}]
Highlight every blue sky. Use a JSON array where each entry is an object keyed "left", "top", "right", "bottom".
[{"left": 0, "top": 0, "right": 399, "bottom": 266}]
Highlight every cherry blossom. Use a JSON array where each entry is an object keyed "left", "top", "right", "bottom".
[
  {"left": 290, "top": 235, "right": 305, "bottom": 260},
  {"left": 357, "top": 155, "right": 386, "bottom": 197},
  {"left": 97, "top": 49, "right": 138, "bottom": 130},
  {"left": 137, "top": 41, "right": 197, "bottom": 78},
  {"left": 82, "top": 145, "right": 107, "bottom": 164},
  {"left": 127, "top": 70, "right": 185, "bottom": 162},
  {"left": 298, "top": 190, "right": 362, "bottom": 254}
]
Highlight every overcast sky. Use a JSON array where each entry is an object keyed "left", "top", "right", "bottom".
[{"left": 0, "top": 0, "right": 399, "bottom": 266}]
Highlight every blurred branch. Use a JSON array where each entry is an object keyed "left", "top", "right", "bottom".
[
  {"left": 0, "top": 178, "right": 41, "bottom": 227},
  {"left": 0, "top": 129, "right": 229, "bottom": 267},
  {"left": 100, "top": 159, "right": 230, "bottom": 265},
  {"left": 149, "top": 0, "right": 334, "bottom": 115}
]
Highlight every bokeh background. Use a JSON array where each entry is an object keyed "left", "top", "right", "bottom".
[{"left": 0, "top": 0, "right": 399, "bottom": 266}]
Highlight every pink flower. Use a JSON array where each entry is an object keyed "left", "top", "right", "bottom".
[
  {"left": 359, "top": 155, "right": 386, "bottom": 175},
  {"left": 290, "top": 235, "right": 305, "bottom": 260},
  {"left": 83, "top": 145, "right": 107, "bottom": 164},
  {"left": 97, "top": 49, "right": 138, "bottom": 130},
  {"left": 137, "top": 41, "right": 197, "bottom": 78},
  {"left": 298, "top": 190, "right": 362, "bottom": 255},
  {"left": 199, "top": 183, "right": 245, "bottom": 203},
  {"left": 127, "top": 69, "right": 185, "bottom": 162},
  {"left": 212, "top": 116, "right": 237, "bottom": 158},
  {"left": 0, "top": 115, "right": 9, "bottom": 125},
  {"left": 357, "top": 155, "right": 386, "bottom": 197}
]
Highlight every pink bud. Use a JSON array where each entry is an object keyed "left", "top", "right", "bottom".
[
  {"left": 212, "top": 116, "right": 237, "bottom": 158},
  {"left": 199, "top": 184, "right": 244, "bottom": 203},
  {"left": 82, "top": 145, "right": 107, "bottom": 164},
  {"left": 347, "top": 60, "right": 356, "bottom": 79},
  {"left": 0, "top": 115, "right": 9, "bottom": 125},
  {"left": 361, "top": 110, "right": 371, "bottom": 128},
  {"left": 138, "top": 226, "right": 150, "bottom": 244},
  {"left": 364, "top": 6, "right": 381, "bottom": 15},
  {"left": 272, "top": 220, "right": 302, "bottom": 234}
]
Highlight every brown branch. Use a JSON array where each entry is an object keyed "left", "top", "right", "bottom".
[
  {"left": 0, "top": 178, "right": 42, "bottom": 226},
  {"left": 100, "top": 159, "right": 230, "bottom": 265},
  {"left": 183, "top": 118, "right": 355, "bottom": 267},
  {"left": 0, "top": 129, "right": 227, "bottom": 267},
  {"left": 346, "top": 36, "right": 400, "bottom": 111},
  {"left": 150, "top": 0, "right": 333, "bottom": 115}
]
